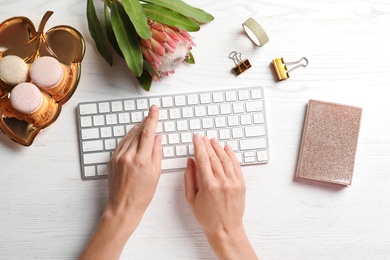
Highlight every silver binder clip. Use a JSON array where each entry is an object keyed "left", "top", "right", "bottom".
[
  {"left": 228, "top": 51, "right": 251, "bottom": 75},
  {"left": 271, "top": 57, "right": 309, "bottom": 81}
]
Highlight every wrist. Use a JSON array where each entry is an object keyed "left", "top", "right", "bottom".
[
  {"left": 205, "top": 225, "right": 257, "bottom": 260},
  {"left": 103, "top": 204, "right": 143, "bottom": 231}
]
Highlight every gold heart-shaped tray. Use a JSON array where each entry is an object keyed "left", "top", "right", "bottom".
[{"left": 0, "top": 11, "right": 85, "bottom": 146}]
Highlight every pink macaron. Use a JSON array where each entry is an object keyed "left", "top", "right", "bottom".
[
  {"left": 30, "top": 56, "right": 64, "bottom": 89},
  {"left": 10, "top": 82, "right": 43, "bottom": 114}
]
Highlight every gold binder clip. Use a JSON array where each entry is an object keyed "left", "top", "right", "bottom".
[
  {"left": 228, "top": 51, "right": 251, "bottom": 75},
  {"left": 271, "top": 57, "right": 308, "bottom": 81}
]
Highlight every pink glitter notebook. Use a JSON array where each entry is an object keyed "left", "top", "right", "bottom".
[{"left": 295, "top": 100, "right": 362, "bottom": 186}]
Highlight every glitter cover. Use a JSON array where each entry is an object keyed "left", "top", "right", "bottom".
[{"left": 295, "top": 100, "right": 362, "bottom": 186}]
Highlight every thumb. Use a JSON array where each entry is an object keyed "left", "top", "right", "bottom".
[{"left": 184, "top": 158, "right": 198, "bottom": 204}]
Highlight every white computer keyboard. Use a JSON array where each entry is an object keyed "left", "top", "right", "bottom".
[{"left": 77, "top": 86, "right": 269, "bottom": 179}]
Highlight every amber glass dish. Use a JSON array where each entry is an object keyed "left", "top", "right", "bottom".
[{"left": 0, "top": 11, "right": 85, "bottom": 146}]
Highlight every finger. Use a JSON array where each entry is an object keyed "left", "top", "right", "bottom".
[
  {"left": 203, "top": 137, "right": 225, "bottom": 178},
  {"left": 224, "top": 144, "right": 243, "bottom": 180},
  {"left": 132, "top": 105, "right": 159, "bottom": 155},
  {"left": 210, "top": 138, "right": 236, "bottom": 179},
  {"left": 152, "top": 134, "right": 163, "bottom": 176},
  {"left": 193, "top": 133, "right": 213, "bottom": 183},
  {"left": 114, "top": 118, "right": 146, "bottom": 158},
  {"left": 184, "top": 158, "right": 198, "bottom": 204}
]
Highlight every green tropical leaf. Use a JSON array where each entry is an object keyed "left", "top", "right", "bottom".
[
  {"left": 137, "top": 71, "right": 153, "bottom": 91},
  {"left": 185, "top": 51, "right": 195, "bottom": 64},
  {"left": 143, "top": 60, "right": 159, "bottom": 77},
  {"left": 143, "top": 0, "right": 214, "bottom": 23},
  {"left": 121, "top": 0, "right": 151, "bottom": 39},
  {"left": 111, "top": 0, "right": 143, "bottom": 77},
  {"left": 104, "top": 3, "right": 123, "bottom": 57},
  {"left": 86, "top": 0, "right": 113, "bottom": 65},
  {"left": 143, "top": 4, "right": 200, "bottom": 32}
]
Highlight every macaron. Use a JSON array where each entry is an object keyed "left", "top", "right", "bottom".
[
  {"left": 0, "top": 55, "right": 29, "bottom": 85},
  {"left": 10, "top": 82, "right": 43, "bottom": 114},
  {"left": 30, "top": 56, "right": 64, "bottom": 89}
]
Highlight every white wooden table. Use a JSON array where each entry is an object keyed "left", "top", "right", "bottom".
[{"left": 1, "top": 0, "right": 389, "bottom": 259}]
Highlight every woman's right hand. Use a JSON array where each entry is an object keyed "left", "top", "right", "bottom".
[{"left": 184, "top": 134, "right": 258, "bottom": 259}]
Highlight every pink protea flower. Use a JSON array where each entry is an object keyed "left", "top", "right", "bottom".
[{"left": 139, "top": 19, "right": 195, "bottom": 80}]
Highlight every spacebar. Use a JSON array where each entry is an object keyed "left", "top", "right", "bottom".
[{"left": 162, "top": 157, "right": 190, "bottom": 171}]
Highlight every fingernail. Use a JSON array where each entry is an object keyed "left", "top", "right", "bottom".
[
  {"left": 203, "top": 136, "right": 209, "bottom": 142},
  {"left": 225, "top": 143, "right": 232, "bottom": 151},
  {"left": 194, "top": 133, "right": 202, "bottom": 141},
  {"left": 210, "top": 138, "right": 218, "bottom": 144},
  {"left": 150, "top": 105, "right": 157, "bottom": 112}
]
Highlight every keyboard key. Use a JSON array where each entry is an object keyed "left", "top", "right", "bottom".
[
  {"left": 93, "top": 115, "right": 105, "bottom": 126},
  {"left": 106, "top": 114, "right": 117, "bottom": 125},
  {"left": 169, "top": 108, "right": 181, "bottom": 119},
  {"left": 105, "top": 139, "right": 116, "bottom": 150},
  {"left": 233, "top": 103, "right": 245, "bottom": 114},
  {"left": 80, "top": 116, "right": 92, "bottom": 127},
  {"left": 113, "top": 125, "right": 125, "bottom": 137},
  {"left": 225, "top": 91, "right": 237, "bottom": 101},
  {"left": 161, "top": 157, "right": 188, "bottom": 170},
  {"left": 240, "top": 138, "right": 267, "bottom": 150},
  {"left": 238, "top": 89, "right": 250, "bottom": 100},
  {"left": 215, "top": 117, "right": 227, "bottom": 128},
  {"left": 202, "top": 118, "right": 213, "bottom": 129},
  {"left": 253, "top": 113, "right": 265, "bottom": 124},
  {"left": 164, "top": 121, "right": 176, "bottom": 132},
  {"left": 111, "top": 101, "right": 123, "bottom": 112},
  {"left": 79, "top": 103, "right": 97, "bottom": 115},
  {"left": 189, "top": 119, "right": 201, "bottom": 130},
  {"left": 175, "top": 95, "right": 186, "bottom": 106},
  {"left": 176, "top": 145, "right": 187, "bottom": 156},
  {"left": 213, "top": 92, "right": 224, "bottom": 103},
  {"left": 100, "top": 127, "right": 112, "bottom": 138},
  {"left": 97, "top": 165, "right": 108, "bottom": 176},
  {"left": 245, "top": 125, "right": 266, "bottom": 137},
  {"left": 187, "top": 94, "right": 199, "bottom": 105},
  {"left": 84, "top": 166, "right": 96, "bottom": 177},
  {"left": 82, "top": 140, "right": 104, "bottom": 152},
  {"left": 232, "top": 127, "right": 244, "bottom": 139},
  {"left": 163, "top": 146, "right": 175, "bottom": 157},
  {"left": 137, "top": 99, "right": 148, "bottom": 110},
  {"left": 177, "top": 120, "right": 188, "bottom": 131},
  {"left": 131, "top": 112, "right": 143, "bottom": 123},
  {"left": 257, "top": 150, "right": 269, "bottom": 161},
  {"left": 181, "top": 132, "right": 192, "bottom": 143},
  {"left": 246, "top": 101, "right": 263, "bottom": 112},
  {"left": 82, "top": 128, "right": 99, "bottom": 140},
  {"left": 207, "top": 105, "right": 219, "bottom": 116},
  {"left": 99, "top": 102, "right": 110, "bottom": 113},
  {"left": 200, "top": 93, "right": 211, "bottom": 104},
  {"left": 162, "top": 96, "right": 173, "bottom": 107},
  {"left": 228, "top": 115, "right": 239, "bottom": 126},
  {"left": 182, "top": 107, "right": 194, "bottom": 118},
  {"left": 168, "top": 133, "right": 180, "bottom": 144},
  {"left": 83, "top": 152, "right": 111, "bottom": 164},
  {"left": 219, "top": 129, "right": 231, "bottom": 140},
  {"left": 220, "top": 104, "right": 232, "bottom": 115},
  {"left": 118, "top": 112, "right": 130, "bottom": 124},
  {"left": 149, "top": 97, "right": 161, "bottom": 107},
  {"left": 251, "top": 88, "right": 262, "bottom": 99},
  {"left": 124, "top": 100, "right": 136, "bottom": 111},
  {"left": 194, "top": 106, "right": 206, "bottom": 117}
]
